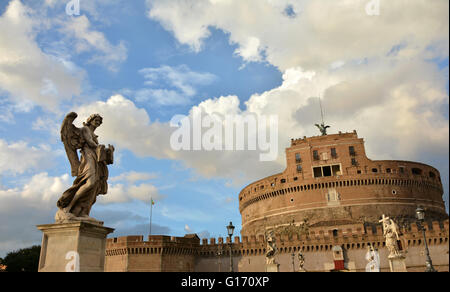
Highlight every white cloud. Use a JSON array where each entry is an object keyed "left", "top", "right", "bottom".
[
  {"left": 75, "top": 94, "right": 172, "bottom": 158},
  {"left": 74, "top": 94, "right": 281, "bottom": 186},
  {"left": 59, "top": 15, "right": 128, "bottom": 72},
  {"left": 110, "top": 171, "right": 158, "bottom": 184},
  {"left": 98, "top": 171, "right": 163, "bottom": 204},
  {"left": 31, "top": 116, "right": 60, "bottom": 138},
  {"left": 0, "top": 139, "right": 55, "bottom": 175},
  {"left": 128, "top": 183, "right": 161, "bottom": 202},
  {"left": 98, "top": 182, "right": 164, "bottom": 204},
  {"left": 0, "top": 171, "right": 72, "bottom": 256},
  {"left": 74, "top": 56, "right": 449, "bottom": 188},
  {"left": 59, "top": 0, "right": 448, "bottom": 191},
  {"left": 142, "top": 0, "right": 448, "bottom": 195},
  {"left": 140, "top": 65, "right": 216, "bottom": 95},
  {"left": 234, "top": 36, "right": 263, "bottom": 63},
  {"left": 0, "top": 0, "right": 83, "bottom": 112},
  {"left": 131, "top": 65, "right": 217, "bottom": 106},
  {"left": 147, "top": 0, "right": 448, "bottom": 71},
  {"left": 0, "top": 172, "right": 71, "bottom": 212},
  {"left": 134, "top": 88, "right": 190, "bottom": 106},
  {"left": 160, "top": 204, "right": 214, "bottom": 222}
]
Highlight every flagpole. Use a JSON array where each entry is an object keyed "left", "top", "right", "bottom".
[{"left": 150, "top": 196, "right": 153, "bottom": 236}]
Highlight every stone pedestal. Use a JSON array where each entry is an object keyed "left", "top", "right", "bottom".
[
  {"left": 265, "top": 263, "right": 280, "bottom": 272},
  {"left": 37, "top": 222, "right": 114, "bottom": 272},
  {"left": 388, "top": 254, "right": 407, "bottom": 272}
]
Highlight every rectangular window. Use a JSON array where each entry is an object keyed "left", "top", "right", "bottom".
[
  {"left": 351, "top": 158, "right": 357, "bottom": 166},
  {"left": 412, "top": 168, "right": 422, "bottom": 175},
  {"left": 313, "top": 167, "right": 322, "bottom": 178},
  {"left": 349, "top": 146, "right": 356, "bottom": 156},
  {"left": 331, "top": 148, "right": 337, "bottom": 158},
  {"left": 313, "top": 150, "right": 320, "bottom": 161},
  {"left": 399, "top": 166, "right": 405, "bottom": 174},
  {"left": 322, "top": 166, "right": 332, "bottom": 177},
  {"left": 297, "top": 165, "right": 302, "bottom": 173},
  {"left": 295, "top": 153, "right": 302, "bottom": 163},
  {"left": 332, "top": 165, "right": 341, "bottom": 176}
]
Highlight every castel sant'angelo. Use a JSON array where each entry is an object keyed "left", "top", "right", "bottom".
[{"left": 105, "top": 130, "right": 449, "bottom": 272}]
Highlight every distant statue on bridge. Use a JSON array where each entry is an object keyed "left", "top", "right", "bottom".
[
  {"left": 379, "top": 215, "right": 402, "bottom": 258},
  {"left": 265, "top": 231, "right": 277, "bottom": 265},
  {"left": 298, "top": 252, "right": 306, "bottom": 272},
  {"left": 365, "top": 244, "right": 380, "bottom": 272}
]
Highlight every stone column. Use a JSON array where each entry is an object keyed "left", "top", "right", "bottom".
[{"left": 37, "top": 222, "right": 114, "bottom": 272}]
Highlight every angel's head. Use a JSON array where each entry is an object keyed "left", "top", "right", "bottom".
[{"left": 84, "top": 114, "right": 103, "bottom": 128}]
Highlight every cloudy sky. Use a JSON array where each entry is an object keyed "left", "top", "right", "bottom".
[{"left": 0, "top": 0, "right": 448, "bottom": 257}]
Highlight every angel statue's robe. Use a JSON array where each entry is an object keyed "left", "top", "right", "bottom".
[{"left": 57, "top": 125, "right": 110, "bottom": 217}]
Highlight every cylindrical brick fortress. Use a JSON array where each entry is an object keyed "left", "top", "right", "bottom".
[{"left": 239, "top": 131, "right": 447, "bottom": 237}]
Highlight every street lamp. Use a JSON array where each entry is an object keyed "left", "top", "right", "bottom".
[
  {"left": 415, "top": 207, "right": 436, "bottom": 272},
  {"left": 226, "top": 221, "right": 235, "bottom": 272}
]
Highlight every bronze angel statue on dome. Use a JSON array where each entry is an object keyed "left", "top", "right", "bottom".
[
  {"left": 315, "top": 122, "right": 330, "bottom": 136},
  {"left": 55, "top": 112, "right": 114, "bottom": 224}
]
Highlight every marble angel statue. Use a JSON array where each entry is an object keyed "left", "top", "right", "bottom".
[{"left": 55, "top": 112, "right": 114, "bottom": 224}]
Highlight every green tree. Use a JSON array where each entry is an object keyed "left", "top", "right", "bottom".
[{"left": 2, "top": 246, "right": 41, "bottom": 272}]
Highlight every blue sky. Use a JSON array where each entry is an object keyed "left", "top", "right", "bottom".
[{"left": 0, "top": 0, "right": 448, "bottom": 257}]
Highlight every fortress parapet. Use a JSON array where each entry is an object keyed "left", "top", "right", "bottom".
[{"left": 106, "top": 220, "right": 448, "bottom": 270}]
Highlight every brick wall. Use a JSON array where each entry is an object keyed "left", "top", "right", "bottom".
[
  {"left": 239, "top": 131, "right": 446, "bottom": 237},
  {"left": 105, "top": 220, "right": 449, "bottom": 272}
]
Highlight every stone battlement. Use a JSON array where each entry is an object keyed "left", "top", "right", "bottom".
[
  {"left": 106, "top": 220, "right": 448, "bottom": 257},
  {"left": 290, "top": 130, "right": 358, "bottom": 146}
]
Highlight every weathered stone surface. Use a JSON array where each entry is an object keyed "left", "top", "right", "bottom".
[
  {"left": 389, "top": 255, "right": 408, "bottom": 272},
  {"left": 105, "top": 218, "right": 449, "bottom": 272},
  {"left": 37, "top": 222, "right": 114, "bottom": 272},
  {"left": 265, "top": 263, "right": 280, "bottom": 272}
]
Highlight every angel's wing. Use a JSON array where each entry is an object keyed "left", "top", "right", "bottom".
[{"left": 61, "top": 112, "right": 85, "bottom": 176}]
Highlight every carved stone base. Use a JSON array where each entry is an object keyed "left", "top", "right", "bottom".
[
  {"left": 388, "top": 254, "right": 407, "bottom": 272},
  {"left": 37, "top": 222, "right": 114, "bottom": 272},
  {"left": 265, "top": 263, "right": 280, "bottom": 272},
  {"left": 55, "top": 209, "right": 104, "bottom": 225}
]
